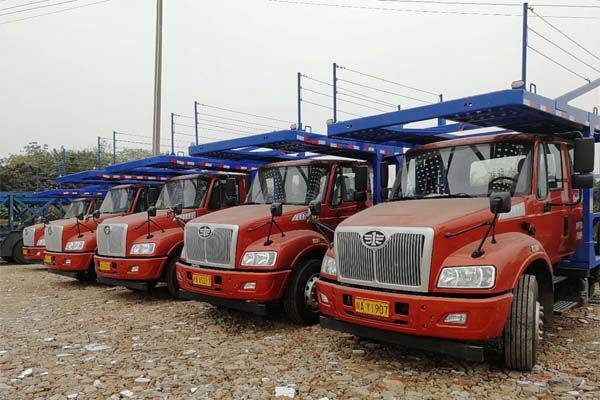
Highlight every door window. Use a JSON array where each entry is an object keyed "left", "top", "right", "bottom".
[
  {"left": 331, "top": 166, "right": 358, "bottom": 207},
  {"left": 546, "top": 143, "right": 563, "bottom": 191},
  {"left": 537, "top": 145, "right": 548, "bottom": 200}
]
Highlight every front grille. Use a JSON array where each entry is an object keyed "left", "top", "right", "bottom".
[
  {"left": 22, "top": 227, "right": 35, "bottom": 247},
  {"left": 336, "top": 227, "right": 434, "bottom": 292},
  {"left": 97, "top": 223, "right": 128, "bottom": 257},
  {"left": 184, "top": 223, "right": 238, "bottom": 269},
  {"left": 45, "top": 225, "right": 64, "bottom": 253}
]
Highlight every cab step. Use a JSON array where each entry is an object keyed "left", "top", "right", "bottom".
[
  {"left": 553, "top": 300, "right": 578, "bottom": 314},
  {"left": 553, "top": 276, "right": 569, "bottom": 285}
]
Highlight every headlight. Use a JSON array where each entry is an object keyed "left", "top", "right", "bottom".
[
  {"left": 131, "top": 243, "right": 156, "bottom": 255},
  {"left": 321, "top": 255, "right": 337, "bottom": 276},
  {"left": 36, "top": 239, "right": 46, "bottom": 246},
  {"left": 65, "top": 241, "right": 85, "bottom": 251},
  {"left": 241, "top": 251, "right": 277, "bottom": 267},
  {"left": 437, "top": 266, "right": 496, "bottom": 289}
]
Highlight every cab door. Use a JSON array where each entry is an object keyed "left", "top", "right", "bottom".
[{"left": 320, "top": 165, "right": 366, "bottom": 231}]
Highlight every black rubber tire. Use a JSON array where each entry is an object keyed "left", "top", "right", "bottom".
[
  {"left": 76, "top": 262, "right": 97, "bottom": 282},
  {"left": 283, "top": 258, "right": 321, "bottom": 325},
  {"left": 504, "top": 274, "right": 540, "bottom": 371},
  {"left": 2, "top": 256, "right": 15, "bottom": 263},
  {"left": 12, "top": 240, "right": 29, "bottom": 265},
  {"left": 165, "top": 255, "right": 182, "bottom": 299},
  {"left": 127, "top": 282, "right": 157, "bottom": 292}
]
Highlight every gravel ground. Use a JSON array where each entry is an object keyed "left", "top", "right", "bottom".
[{"left": 2, "top": 264, "right": 600, "bottom": 399}]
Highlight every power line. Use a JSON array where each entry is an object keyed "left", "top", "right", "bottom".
[
  {"left": 338, "top": 78, "right": 433, "bottom": 103},
  {"left": 337, "top": 97, "right": 390, "bottom": 113},
  {"left": 337, "top": 89, "right": 398, "bottom": 108},
  {"left": 528, "top": 27, "right": 600, "bottom": 74},
  {"left": 196, "top": 117, "right": 278, "bottom": 132},
  {"left": 529, "top": 8, "right": 600, "bottom": 63},
  {"left": 337, "top": 64, "right": 440, "bottom": 97},
  {"left": 302, "top": 99, "right": 364, "bottom": 118},
  {"left": 173, "top": 122, "right": 195, "bottom": 129},
  {"left": 197, "top": 113, "right": 286, "bottom": 130},
  {"left": 300, "top": 74, "right": 333, "bottom": 87},
  {"left": 197, "top": 122, "right": 254, "bottom": 135},
  {"left": 378, "top": 0, "right": 600, "bottom": 8},
  {"left": 528, "top": 45, "right": 590, "bottom": 82},
  {"left": 0, "top": 0, "right": 52, "bottom": 12},
  {"left": 0, "top": 0, "right": 82, "bottom": 16},
  {"left": 0, "top": 0, "right": 110, "bottom": 25},
  {"left": 198, "top": 103, "right": 293, "bottom": 124},
  {"left": 267, "top": 0, "right": 600, "bottom": 19},
  {"left": 302, "top": 87, "right": 333, "bottom": 98}
]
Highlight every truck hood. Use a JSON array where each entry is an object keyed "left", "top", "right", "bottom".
[
  {"left": 194, "top": 204, "right": 308, "bottom": 227},
  {"left": 340, "top": 198, "right": 492, "bottom": 230}
]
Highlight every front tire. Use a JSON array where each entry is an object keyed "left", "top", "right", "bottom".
[
  {"left": 503, "top": 274, "right": 541, "bottom": 371},
  {"left": 283, "top": 258, "right": 321, "bottom": 325},
  {"left": 2, "top": 256, "right": 15, "bottom": 263},
  {"left": 76, "top": 262, "right": 97, "bottom": 282},
  {"left": 164, "top": 254, "right": 182, "bottom": 299},
  {"left": 12, "top": 240, "right": 29, "bottom": 265}
]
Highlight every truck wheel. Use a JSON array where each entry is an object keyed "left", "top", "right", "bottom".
[
  {"left": 503, "top": 275, "right": 542, "bottom": 371},
  {"left": 12, "top": 240, "right": 29, "bottom": 265},
  {"left": 165, "top": 255, "right": 182, "bottom": 299},
  {"left": 76, "top": 263, "right": 97, "bottom": 282},
  {"left": 283, "top": 258, "right": 321, "bottom": 325},
  {"left": 2, "top": 256, "right": 15, "bottom": 263}
]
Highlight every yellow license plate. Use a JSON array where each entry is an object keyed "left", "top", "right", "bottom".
[
  {"left": 192, "top": 274, "right": 211, "bottom": 287},
  {"left": 355, "top": 298, "right": 390, "bottom": 318},
  {"left": 44, "top": 255, "right": 52, "bottom": 264},
  {"left": 98, "top": 261, "right": 112, "bottom": 272}
]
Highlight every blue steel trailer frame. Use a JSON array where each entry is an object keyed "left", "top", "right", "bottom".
[
  {"left": 327, "top": 86, "right": 600, "bottom": 272},
  {"left": 189, "top": 129, "right": 405, "bottom": 204}
]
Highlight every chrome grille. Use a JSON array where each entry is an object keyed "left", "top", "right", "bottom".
[
  {"left": 45, "top": 225, "right": 64, "bottom": 253},
  {"left": 22, "top": 227, "right": 35, "bottom": 247},
  {"left": 97, "top": 223, "right": 127, "bottom": 257},
  {"left": 336, "top": 227, "right": 434, "bottom": 292},
  {"left": 184, "top": 223, "right": 238, "bottom": 269}
]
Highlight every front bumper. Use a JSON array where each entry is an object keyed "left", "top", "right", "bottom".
[
  {"left": 176, "top": 262, "right": 291, "bottom": 303},
  {"left": 317, "top": 280, "right": 513, "bottom": 342},
  {"left": 22, "top": 246, "right": 45, "bottom": 262},
  {"left": 94, "top": 255, "right": 168, "bottom": 282},
  {"left": 44, "top": 251, "right": 95, "bottom": 272}
]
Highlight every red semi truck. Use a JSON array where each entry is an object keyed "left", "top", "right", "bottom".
[
  {"left": 22, "top": 197, "right": 101, "bottom": 263},
  {"left": 317, "top": 132, "right": 596, "bottom": 370},
  {"left": 176, "top": 159, "right": 376, "bottom": 324},
  {"left": 94, "top": 173, "right": 248, "bottom": 298},
  {"left": 44, "top": 184, "right": 160, "bottom": 281}
]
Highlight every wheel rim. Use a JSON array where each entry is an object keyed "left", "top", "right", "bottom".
[{"left": 304, "top": 273, "right": 319, "bottom": 312}]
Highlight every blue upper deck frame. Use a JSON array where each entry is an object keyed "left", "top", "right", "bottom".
[
  {"left": 188, "top": 129, "right": 405, "bottom": 204},
  {"left": 328, "top": 89, "right": 600, "bottom": 142},
  {"left": 32, "top": 187, "right": 108, "bottom": 199}
]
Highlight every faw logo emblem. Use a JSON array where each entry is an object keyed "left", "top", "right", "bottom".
[
  {"left": 198, "top": 226, "right": 212, "bottom": 239},
  {"left": 103, "top": 226, "right": 111, "bottom": 235},
  {"left": 362, "top": 230, "right": 386, "bottom": 248}
]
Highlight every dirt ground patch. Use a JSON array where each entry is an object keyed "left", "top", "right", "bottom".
[{"left": 2, "top": 263, "right": 600, "bottom": 399}]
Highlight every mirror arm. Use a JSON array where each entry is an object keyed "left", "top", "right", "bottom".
[
  {"left": 263, "top": 216, "right": 285, "bottom": 246},
  {"left": 472, "top": 212, "right": 499, "bottom": 258},
  {"left": 445, "top": 221, "right": 491, "bottom": 238},
  {"left": 544, "top": 189, "right": 583, "bottom": 212}
]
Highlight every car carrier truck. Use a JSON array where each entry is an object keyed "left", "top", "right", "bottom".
[{"left": 317, "top": 86, "right": 600, "bottom": 371}]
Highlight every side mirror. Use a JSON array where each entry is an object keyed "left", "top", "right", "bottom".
[
  {"left": 76, "top": 213, "right": 84, "bottom": 221},
  {"left": 309, "top": 200, "right": 322, "bottom": 216},
  {"left": 380, "top": 162, "right": 389, "bottom": 189},
  {"left": 92, "top": 210, "right": 101, "bottom": 219},
  {"left": 573, "top": 137, "right": 595, "bottom": 173},
  {"left": 572, "top": 173, "right": 594, "bottom": 190},
  {"left": 490, "top": 191, "right": 511, "bottom": 214},
  {"left": 172, "top": 203, "right": 183, "bottom": 215},
  {"left": 271, "top": 202, "right": 283, "bottom": 217},
  {"left": 147, "top": 206, "right": 157, "bottom": 217},
  {"left": 355, "top": 166, "right": 368, "bottom": 193}
]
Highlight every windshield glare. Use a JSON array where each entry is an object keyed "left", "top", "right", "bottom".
[
  {"left": 99, "top": 188, "right": 136, "bottom": 213},
  {"left": 246, "top": 165, "right": 330, "bottom": 205},
  {"left": 155, "top": 178, "right": 209, "bottom": 209},
  {"left": 391, "top": 141, "right": 533, "bottom": 199},
  {"left": 64, "top": 200, "right": 89, "bottom": 219}
]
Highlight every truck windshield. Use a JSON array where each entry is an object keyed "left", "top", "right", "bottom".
[
  {"left": 155, "top": 178, "right": 210, "bottom": 210},
  {"left": 246, "top": 165, "right": 329, "bottom": 205},
  {"left": 99, "top": 188, "right": 137, "bottom": 214},
  {"left": 391, "top": 141, "right": 533, "bottom": 199},
  {"left": 63, "top": 200, "right": 90, "bottom": 219}
]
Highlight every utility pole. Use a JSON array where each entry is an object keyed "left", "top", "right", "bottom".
[{"left": 152, "top": 0, "right": 164, "bottom": 155}]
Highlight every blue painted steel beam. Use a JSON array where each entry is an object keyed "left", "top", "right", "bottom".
[
  {"left": 328, "top": 89, "right": 600, "bottom": 140},
  {"left": 105, "top": 155, "right": 263, "bottom": 174}
]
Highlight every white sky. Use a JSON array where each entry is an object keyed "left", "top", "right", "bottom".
[{"left": 0, "top": 0, "right": 599, "bottom": 158}]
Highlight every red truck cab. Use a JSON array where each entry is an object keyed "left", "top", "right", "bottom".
[
  {"left": 94, "top": 174, "right": 247, "bottom": 298},
  {"left": 22, "top": 198, "right": 100, "bottom": 263},
  {"left": 317, "top": 133, "right": 595, "bottom": 370},
  {"left": 176, "top": 159, "right": 372, "bottom": 324},
  {"left": 44, "top": 184, "right": 160, "bottom": 281}
]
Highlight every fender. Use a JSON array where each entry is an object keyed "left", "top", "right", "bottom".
[
  {"left": 244, "top": 229, "right": 329, "bottom": 270},
  {"left": 437, "top": 232, "right": 552, "bottom": 294},
  {"left": 136, "top": 227, "right": 184, "bottom": 257}
]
